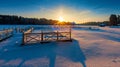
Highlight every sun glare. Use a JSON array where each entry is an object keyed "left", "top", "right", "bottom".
[{"left": 58, "top": 16, "right": 64, "bottom": 22}]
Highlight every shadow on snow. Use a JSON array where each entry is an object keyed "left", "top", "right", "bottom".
[{"left": 0, "top": 39, "right": 86, "bottom": 67}]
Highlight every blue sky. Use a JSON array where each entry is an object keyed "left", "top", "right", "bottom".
[{"left": 0, "top": 0, "right": 120, "bottom": 23}]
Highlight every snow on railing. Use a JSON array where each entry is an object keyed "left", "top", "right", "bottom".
[{"left": 24, "top": 27, "right": 33, "bottom": 34}]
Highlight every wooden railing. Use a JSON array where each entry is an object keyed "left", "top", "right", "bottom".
[
  {"left": 14, "top": 27, "right": 33, "bottom": 33},
  {"left": 22, "top": 30, "right": 72, "bottom": 45},
  {"left": 0, "top": 29, "right": 13, "bottom": 42}
]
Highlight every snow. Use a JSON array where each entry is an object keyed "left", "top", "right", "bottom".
[{"left": 0, "top": 25, "right": 120, "bottom": 67}]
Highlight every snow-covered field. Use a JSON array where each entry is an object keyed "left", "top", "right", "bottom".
[{"left": 0, "top": 25, "right": 120, "bottom": 67}]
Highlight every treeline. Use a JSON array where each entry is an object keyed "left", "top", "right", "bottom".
[
  {"left": 80, "top": 21, "right": 109, "bottom": 26},
  {"left": 0, "top": 15, "right": 71, "bottom": 25},
  {"left": 80, "top": 14, "right": 120, "bottom": 26}
]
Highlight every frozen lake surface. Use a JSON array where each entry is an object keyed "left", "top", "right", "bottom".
[{"left": 0, "top": 25, "right": 120, "bottom": 67}]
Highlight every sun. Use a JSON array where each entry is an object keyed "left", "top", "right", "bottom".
[{"left": 58, "top": 16, "right": 64, "bottom": 22}]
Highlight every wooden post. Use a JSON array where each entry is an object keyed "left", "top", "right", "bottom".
[
  {"left": 11, "top": 29, "right": 13, "bottom": 36},
  {"left": 41, "top": 31, "right": 43, "bottom": 42},
  {"left": 15, "top": 28, "right": 17, "bottom": 33},
  {"left": 6, "top": 29, "right": 8, "bottom": 37},
  {"left": 31, "top": 28, "right": 32, "bottom": 32},
  {"left": 21, "top": 32, "right": 25, "bottom": 45},
  {"left": 70, "top": 26, "right": 72, "bottom": 41},
  {"left": 57, "top": 31, "right": 59, "bottom": 41}
]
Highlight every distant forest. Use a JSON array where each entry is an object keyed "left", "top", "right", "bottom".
[
  {"left": 80, "top": 14, "right": 120, "bottom": 26},
  {"left": 80, "top": 21, "right": 109, "bottom": 26},
  {"left": 0, "top": 14, "right": 120, "bottom": 26},
  {"left": 0, "top": 15, "right": 72, "bottom": 25}
]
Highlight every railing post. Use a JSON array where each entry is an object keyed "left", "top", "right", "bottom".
[
  {"left": 41, "top": 31, "right": 43, "bottom": 42},
  {"left": 31, "top": 27, "right": 33, "bottom": 32},
  {"left": 6, "top": 29, "right": 8, "bottom": 37},
  {"left": 70, "top": 26, "right": 72, "bottom": 41},
  {"left": 11, "top": 29, "right": 14, "bottom": 35},
  {"left": 57, "top": 31, "right": 59, "bottom": 41},
  {"left": 21, "top": 32, "right": 25, "bottom": 45}
]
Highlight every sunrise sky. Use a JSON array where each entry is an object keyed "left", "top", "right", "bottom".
[{"left": 0, "top": 0, "right": 120, "bottom": 23}]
